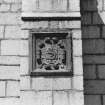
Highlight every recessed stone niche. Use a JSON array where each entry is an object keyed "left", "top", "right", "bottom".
[
  {"left": 29, "top": 32, "right": 72, "bottom": 76},
  {"left": 21, "top": 0, "right": 84, "bottom": 105}
]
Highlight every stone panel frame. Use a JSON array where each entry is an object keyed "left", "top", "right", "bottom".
[{"left": 29, "top": 30, "right": 73, "bottom": 77}]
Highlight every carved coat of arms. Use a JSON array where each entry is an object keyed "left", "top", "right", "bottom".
[{"left": 36, "top": 37, "right": 66, "bottom": 70}]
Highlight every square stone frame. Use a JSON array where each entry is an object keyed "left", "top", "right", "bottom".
[{"left": 29, "top": 30, "right": 73, "bottom": 77}]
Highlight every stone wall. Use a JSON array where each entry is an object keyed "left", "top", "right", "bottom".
[
  {"left": 0, "top": 0, "right": 21, "bottom": 104},
  {"left": 0, "top": 0, "right": 84, "bottom": 105},
  {"left": 0, "top": 0, "right": 105, "bottom": 105},
  {"left": 21, "top": 0, "right": 84, "bottom": 105},
  {"left": 81, "top": 0, "right": 105, "bottom": 105}
]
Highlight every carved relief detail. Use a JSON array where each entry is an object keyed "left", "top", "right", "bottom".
[{"left": 36, "top": 36, "right": 66, "bottom": 70}]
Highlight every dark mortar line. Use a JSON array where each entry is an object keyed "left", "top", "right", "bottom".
[
  {"left": 101, "top": 95, "right": 104, "bottom": 105},
  {"left": 96, "top": 64, "right": 99, "bottom": 79}
]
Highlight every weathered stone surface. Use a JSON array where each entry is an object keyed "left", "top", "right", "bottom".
[
  {"left": 73, "top": 57, "right": 83, "bottom": 75},
  {"left": 0, "top": 0, "right": 84, "bottom": 105},
  {"left": 23, "top": 0, "right": 68, "bottom": 12},
  {"left": 0, "top": 26, "right": 4, "bottom": 38},
  {"left": 32, "top": 78, "right": 72, "bottom": 91},
  {"left": 21, "top": 30, "right": 29, "bottom": 38},
  {"left": 0, "top": 13, "right": 20, "bottom": 25},
  {"left": 32, "top": 78, "right": 53, "bottom": 90},
  {"left": 53, "top": 78, "right": 71, "bottom": 90},
  {"left": 102, "top": 25, "right": 105, "bottom": 38},
  {"left": 21, "top": 91, "right": 52, "bottom": 105},
  {"left": 69, "top": 91, "right": 84, "bottom": 105},
  {"left": 20, "top": 57, "right": 29, "bottom": 75},
  {"left": 81, "top": 0, "right": 98, "bottom": 11},
  {"left": 0, "top": 56, "right": 19, "bottom": 65},
  {"left": 69, "top": 0, "right": 80, "bottom": 11},
  {"left": 103, "top": 95, "right": 105, "bottom": 105},
  {"left": 53, "top": 91, "right": 70, "bottom": 105},
  {"left": 21, "top": 76, "right": 31, "bottom": 90},
  {"left": 84, "top": 55, "right": 105, "bottom": 64},
  {"left": 0, "top": 0, "right": 3, "bottom": 3},
  {"left": 20, "top": 40, "right": 29, "bottom": 56},
  {"left": 104, "top": 0, "right": 105, "bottom": 10},
  {"left": 36, "top": 0, "right": 52, "bottom": 11},
  {"left": 4, "top": 0, "right": 21, "bottom": 3},
  {"left": 82, "top": 26, "right": 100, "bottom": 38},
  {"left": 84, "top": 65, "right": 96, "bottom": 79},
  {"left": 52, "top": 0, "right": 67, "bottom": 11},
  {"left": 22, "top": 21, "right": 49, "bottom": 29},
  {"left": 11, "top": 4, "right": 21, "bottom": 12},
  {"left": 0, "top": 4, "right": 10, "bottom": 12},
  {"left": 0, "top": 82, "right": 5, "bottom": 97},
  {"left": 85, "top": 95, "right": 101, "bottom": 105},
  {"left": 73, "top": 40, "right": 82, "bottom": 56},
  {"left": 82, "top": 12, "right": 92, "bottom": 25},
  {"left": 97, "top": 0, "right": 103, "bottom": 11},
  {"left": 83, "top": 39, "right": 105, "bottom": 54},
  {"left": 59, "top": 21, "right": 81, "bottom": 29},
  {"left": 22, "top": 0, "right": 37, "bottom": 12},
  {"left": 7, "top": 81, "right": 20, "bottom": 96},
  {"left": 1, "top": 40, "right": 20, "bottom": 55},
  {"left": 93, "top": 12, "right": 104, "bottom": 24},
  {"left": 49, "top": 21, "right": 59, "bottom": 29},
  {"left": 0, "top": 98, "right": 19, "bottom": 105},
  {"left": 98, "top": 65, "right": 105, "bottom": 79},
  {"left": 5, "top": 26, "right": 21, "bottom": 38},
  {"left": 85, "top": 80, "right": 105, "bottom": 94},
  {"left": 0, "top": 66, "right": 19, "bottom": 80},
  {"left": 72, "top": 76, "right": 83, "bottom": 90},
  {"left": 72, "top": 29, "right": 81, "bottom": 39}
]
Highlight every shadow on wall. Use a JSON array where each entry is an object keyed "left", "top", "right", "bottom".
[{"left": 81, "top": 0, "right": 105, "bottom": 105}]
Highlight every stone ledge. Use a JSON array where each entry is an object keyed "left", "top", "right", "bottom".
[
  {"left": 22, "top": 12, "right": 81, "bottom": 21},
  {"left": 30, "top": 71, "right": 73, "bottom": 77}
]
